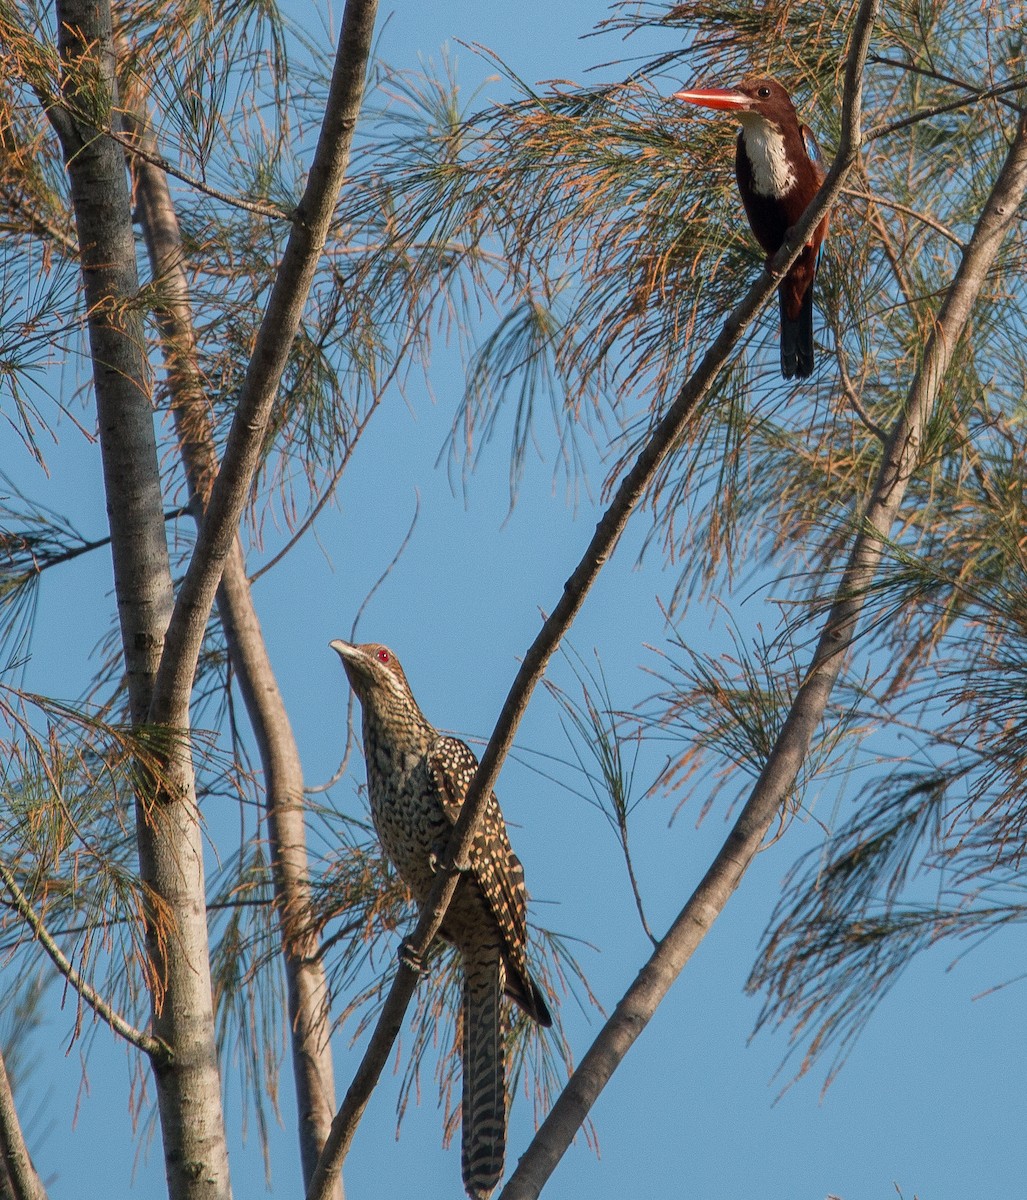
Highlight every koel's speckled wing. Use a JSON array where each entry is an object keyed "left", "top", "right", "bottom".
[{"left": 427, "top": 734, "right": 531, "bottom": 956}]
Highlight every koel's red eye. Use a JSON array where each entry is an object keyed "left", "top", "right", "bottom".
[{"left": 376, "top": 648, "right": 390, "bottom": 663}]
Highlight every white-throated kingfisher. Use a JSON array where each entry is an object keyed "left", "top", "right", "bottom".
[{"left": 674, "top": 77, "right": 829, "bottom": 379}]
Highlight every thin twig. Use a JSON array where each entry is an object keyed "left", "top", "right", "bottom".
[
  {"left": 618, "top": 818, "right": 658, "bottom": 947},
  {"left": 5, "top": 508, "right": 190, "bottom": 577},
  {"left": 868, "top": 55, "right": 1027, "bottom": 114},
  {"left": 840, "top": 186, "right": 964, "bottom": 250},
  {"left": 864, "top": 76, "right": 1027, "bottom": 143},
  {"left": 0, "top": 859, "right": 168, "bottom": 1061},
  {"left": 834, "top": 342, "right": 886, "bottom": 443},
  {"left": 308, "top": 496, "right": 420, "bottom": 796},
  {"left": 45, "top": 106, "right": 291, "bottom": 221}
]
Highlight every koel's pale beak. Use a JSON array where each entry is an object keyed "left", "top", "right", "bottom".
[{"left": 673, "top": 87, "right": 751, "bottom": 112}]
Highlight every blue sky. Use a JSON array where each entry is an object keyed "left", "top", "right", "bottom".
[{"left": 6, "top": 2, "right": 1026, "bottom": 1198}]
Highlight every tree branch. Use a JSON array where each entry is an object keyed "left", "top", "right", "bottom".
[
  {"left": 305, "top": 10, "right": 872, "bottom": 1199},
  {"left": 124, "top": 94, "right": 342, "bottom": 1196},
  {"left": 52, "top": 7, "right": 233, "bottom": 1196},
  {"left": 867, "top": 54, "right": 1027, "bottom": 114},
  {"left": 148, "top": 0, "right": 380, "bottom": 730},
  {"left": 864, "top": 76, "right": 1027, "bottom": 144},
  {"left": 841, "top": 187, "right": 964, "bottom": 250},
  {"left": 0, "top": 1046, "right": 46, "bottom": 1200},
  {"left": 50, "top": 0, "right": 174, "bottom": 725},
  {"left": 0, "top": 859, "right": 166, "bottom": 1061},
  {"left": 503, "top": 67, "right": 1027, "bottom": 1200},
  {"left": 97, "top": 122, "right": 289, "bottom": 220}
]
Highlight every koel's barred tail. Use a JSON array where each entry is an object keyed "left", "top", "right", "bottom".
[{"left": 461, "top": 945, "right": 506, "bottom": 1200}]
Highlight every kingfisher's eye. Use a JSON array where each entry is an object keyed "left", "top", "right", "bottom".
[
  {"left": 757, "top": 85, "right": 771, "bottom": 98},
  {"left": 376, "top": 648, "right": 390, "bottom": 664}
]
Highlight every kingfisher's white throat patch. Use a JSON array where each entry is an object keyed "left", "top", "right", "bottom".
[{"left": 738, "top": 113, "right": 796, "bottom": 197}]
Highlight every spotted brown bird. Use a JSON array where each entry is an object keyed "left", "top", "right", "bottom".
[
  {"left": 329, "top": 640, "right": 552, "bottom": 1199},
  {"left": 674, "top": 76, "right": 829, "bottom": 378}
]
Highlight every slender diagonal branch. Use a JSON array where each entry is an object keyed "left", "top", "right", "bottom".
[
  {"left": 6, "top": 508, "right": 189, "bottom": 579},
  {"left": 0, "top": 859, "right": 167, "bottom": 1060},
  {"left": 305, "top": 16, "right": 870, "bottom": 1200},
  {"left": 868, "top": 54, "right": 1027, "bottom": 114},
  {"left": 840, "top": 187, "right": 964, "bottom": 249},
  {"left": 864, "top": 76, "right": 1027, "bottom": 143},
  {"left": 502, "top": 74, "right": 1027, "bottom": 1200},
  {"left": 99, "top": 123, "right": 289, "bottom": 220},
  {"left": 148, "top": 0, "right": 379, "bottom": 729}
]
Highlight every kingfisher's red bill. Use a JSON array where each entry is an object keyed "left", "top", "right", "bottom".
[
  {"left": 672, "top": 86, "right": 754, "bottom": 111},
  {"left": 674, "top": 76, "right": 829, "bottom": 379}
]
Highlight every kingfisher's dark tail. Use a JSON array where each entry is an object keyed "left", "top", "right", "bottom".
[{"left": 779, "top": 283, "right": 815, "bottom": 379}]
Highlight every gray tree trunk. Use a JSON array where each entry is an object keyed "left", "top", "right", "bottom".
[
  {"left": 0, "top": 1050, "right": 45, "bottom": 1200},
  {"left": 127, "top": 100, "right": 340, "bottom": 1191},
  {"left": 53, "top": 4, "right": 231, "bottom": 1198}
]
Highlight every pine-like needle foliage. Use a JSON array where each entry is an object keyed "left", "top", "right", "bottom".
[
  {"left": 584, "top": 0, "right": 1027, "bottom": 1089},
  {"left": 1, "top": 0, "right": 1026, "bottom": 1178}
]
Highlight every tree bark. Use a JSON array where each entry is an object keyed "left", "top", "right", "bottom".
[
  {"left": 54, "top": 1, "right": 378, "bottom": 1192},
  {"left": 217, "top": 543, "right": 341, "bottom": 1191},
  {"left": 52, "top": 4, "right": 231, "bottom": 1198},
  {"left": 126, "top": 102, "right": 341, "bottom": 1196},
  {"left": 0, "top": 1049, "right": 45, "bottom": 1200}
]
